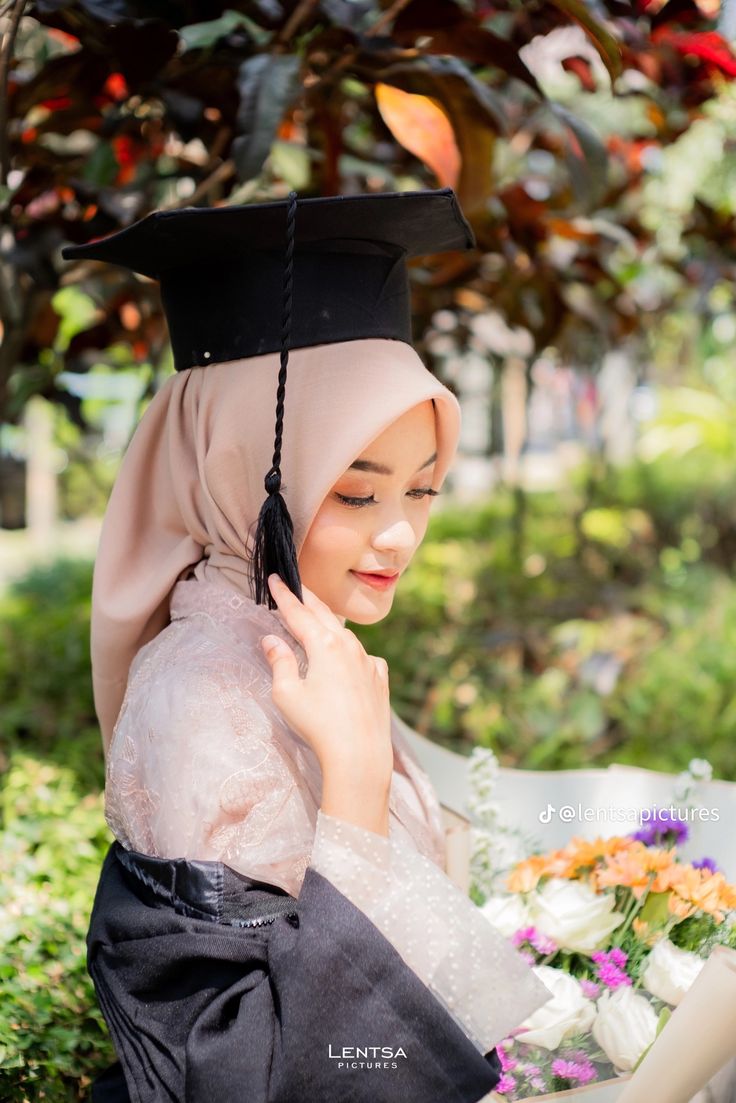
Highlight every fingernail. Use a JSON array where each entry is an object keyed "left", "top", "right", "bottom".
[{"left": 268, "top": 573, "right": 280, "bottom": 586}]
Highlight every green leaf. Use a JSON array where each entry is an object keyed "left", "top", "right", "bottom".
[
  {"left": 180, "top": 9, "right": 272, "bottom": 51},
  {"left": 51, "top": 288, "right": 99, "bottom": 353},
  {"left": 547, "top": 0, "right": 623, "bottom": 84},
  {"left": 233, "top": 54, "right": 303, "bottom": 182},
  {"left": 550, "top": 102, "right": 609, "bottom": 208},
  {"left": 270, "top": 140, "right": 312, "bottom": 191},
  {"left": 638, "top": 891, "right": 672, "bottom": 927}
]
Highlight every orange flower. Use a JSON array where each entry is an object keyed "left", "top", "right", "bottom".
[
  {"left": 667, "top": 867, "right": 734, "bottom": 923},
  {"left": 505, "top": 855, "right": 549, "bottom": 893},
  {"left": 668, "top": 894, "right": 697, "bottom": 920},
  {"left": 592, "top": 841, "right": 678, "bottom": 899},
  {"left": 557, "top": 835, "right": 633, "bottom": 875},
  {"left": 632, "top": 917, "right": 664, "bottom": 946}
]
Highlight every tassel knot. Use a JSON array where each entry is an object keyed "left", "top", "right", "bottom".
[{"left": 264, "top": 468, "right": 282, "bottom": 495}]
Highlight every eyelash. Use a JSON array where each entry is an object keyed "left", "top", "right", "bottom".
[{"left": 335, "top": 488, "right": 441, "bottom": 508}]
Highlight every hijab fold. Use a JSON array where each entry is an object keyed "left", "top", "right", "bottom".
[{"left": 91, "top": 337, "right": 462, "bottom": 755}]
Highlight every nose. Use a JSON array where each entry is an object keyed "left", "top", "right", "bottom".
[{"left": 371, "top": 516, "right": 417, "bottom": 555}]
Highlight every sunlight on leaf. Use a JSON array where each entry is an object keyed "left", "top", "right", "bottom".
[{"left": 375, "top": 83, "right": 460, "bottom": 188}]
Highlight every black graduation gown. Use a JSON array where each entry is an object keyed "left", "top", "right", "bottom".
[{"left": 87, "top": 841, "right": 503, "bottom": 1103}]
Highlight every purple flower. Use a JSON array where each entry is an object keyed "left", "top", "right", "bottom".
[
  {"left": 530, "top": 1077, "right": 546, "bottom": 1091},
  {"left": 693, "top": 856, "right": 719, "bottom": 873},
  {"left": 495, "top": 1073, "right": 517, "bottom": 1094},
  {"left": 551, "top": 1058, "right": 597, "bottom": 1085},
  {"left": 608, "top": 948, "right": 628, "bottom": 968},
  {"left": 631, "top": 810, "right": 689, "bottom": 846}
]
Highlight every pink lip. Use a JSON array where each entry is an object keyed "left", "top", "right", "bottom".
[{"left": 350, "top": 570, "right": 399, "bottom": 591}]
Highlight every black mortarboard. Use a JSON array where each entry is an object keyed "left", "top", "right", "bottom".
[{"left": 61, "top": 188, "right": 476, "bottom": 609}]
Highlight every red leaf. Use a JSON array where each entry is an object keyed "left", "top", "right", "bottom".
[
  {"left": 104, "top": 72, "right": 129, "bottom": 101},
  {"left": 653, "top": 28, "right": 736, "bottom": 77},
  {"left": 562, "top": 55, "right": 597, "bottom": 92},
  {"left": 39, "top": 96, "right": 73, "bottom": 111}
]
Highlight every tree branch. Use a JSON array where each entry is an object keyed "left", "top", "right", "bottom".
[{"left": 0, "top": 0, "right": 28, "bottom": 189}]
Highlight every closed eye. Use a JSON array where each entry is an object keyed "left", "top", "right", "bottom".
[{"left": 335, "top": 488, "right": 441, "bottom": 508}]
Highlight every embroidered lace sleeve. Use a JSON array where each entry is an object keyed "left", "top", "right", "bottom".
[
  {"left": 105, "top": 650, "right": 317, "bottom": 897},
  {"left": 309, "top": 808, "right": 552, "bottom": 1055}
]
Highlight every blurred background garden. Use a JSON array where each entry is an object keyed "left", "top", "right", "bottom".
[{"left": 2, "top": 0, "right": 736, "bottom": 1098}]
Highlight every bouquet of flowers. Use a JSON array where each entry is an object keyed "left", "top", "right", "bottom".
[{"left": 468, "top": 751, "right": 736, "bottom": 1100}]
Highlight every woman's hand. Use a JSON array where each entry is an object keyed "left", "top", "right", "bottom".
[{"left": 260, "top": 574, "right": 394, "bottom": 790}]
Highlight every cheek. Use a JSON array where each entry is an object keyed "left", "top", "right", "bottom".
[{"left": 299, "top": 507, "right": 365, "bottom": 570}]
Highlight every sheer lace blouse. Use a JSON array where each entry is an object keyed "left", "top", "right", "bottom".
[{"left": 104, "top": 576, "right": 551, "bottom": 1054}]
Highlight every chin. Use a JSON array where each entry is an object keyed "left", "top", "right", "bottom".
[
  {"left": 344, "top": 605, "right": 391, "bottom": 625},
  {"left": 340, "top": 591, "right": 395, "bottom": 625}
]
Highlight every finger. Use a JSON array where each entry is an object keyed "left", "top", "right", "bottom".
[
  {"left": 372, "top": 655, "right": 389, "bottom": 679},
  {"left": 267, "top": 574, "right": 328, "bottom": 652},
  {"left": 261, "top": 634, "right": 299, "bottom": 688},
  {"left": 300, "top": 582, "right": 344, "bottom": 632}
]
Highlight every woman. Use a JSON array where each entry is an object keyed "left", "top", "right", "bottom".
[{"left": 63, "top": 189, "right": 552, "bottom": 1102}]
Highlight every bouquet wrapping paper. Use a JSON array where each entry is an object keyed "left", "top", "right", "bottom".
[
  {"left": 396, "top": 716, "right": 736, "bottom": 1103},
  {"left": 615, "top": 945, "right": 736, "bottom": 1103}
]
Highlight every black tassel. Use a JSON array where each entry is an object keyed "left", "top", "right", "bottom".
[
  {"left": 252, "top": 467, "right": 302, "bottom": 608},
  {"left": 250, "top": 191, "right": 304, "bottom": 609}
]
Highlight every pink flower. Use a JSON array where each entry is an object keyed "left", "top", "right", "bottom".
[
  {"left": 551, "top": 1058, "right": 597, "bottom": 1084},
  {"left": 498, "top": 1048, "right": 518, "bottom": 1072},
  {"left": 530, "top": 1077, "right": 546, "bottom": 1090},
  {"left": 591, "top": 948, "right": 632, "bottom": 989},
  {"left": 495, "top": 1073, "right": 517, "bottom": 1094},
  {"left": 530, "top": 930, "right": 558, "bottom": 955},
  {"left": 511, "top": 925, "right": 558, "bottom": 956},
  {"left": 511, "top": 926, "right": 537, "bottom": 947},
  {"left": 597, "top": 962, "right": 632, "bottom": 989},
  {"left": 580, "top": 978, "right": 601, "bottom": 998}
]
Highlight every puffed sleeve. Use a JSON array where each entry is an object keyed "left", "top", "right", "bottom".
[{"left": 105, "top": 657, "right": 318, "bottom": 895}]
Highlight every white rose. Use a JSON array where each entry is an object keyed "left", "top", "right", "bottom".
[
  {"left": 528, "top": 877, "right": 626, "bottom": 953},
  {"left": 515, "top": 965, "right": 596, "bottom": 1050},
  {"left": 592, "top": 986, "right": 659, "bottom": 1072},
  {"left": 479, "top": 893, "right": 532, "bottom": 938},
  {"left": 641, "top": 938, "right": 706, "bottom": 1006}
]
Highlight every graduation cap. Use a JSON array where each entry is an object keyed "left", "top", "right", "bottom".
[{"left": 61, "top": 188, "right": 476, "bottom": 610}]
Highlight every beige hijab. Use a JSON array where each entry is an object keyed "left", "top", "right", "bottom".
[{"left": 91, "top": 337, "right": 462, "bottom": 754}]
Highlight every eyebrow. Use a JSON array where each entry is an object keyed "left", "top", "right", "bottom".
[{"left": 348, "top": 451, "right": 438, "bottom": 476}]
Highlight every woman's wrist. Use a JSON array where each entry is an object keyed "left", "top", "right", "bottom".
[{"left": 320, "top": 757, "right": 391, "bottom": 837}]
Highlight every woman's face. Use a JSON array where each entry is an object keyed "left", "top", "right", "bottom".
[{"left": 298, "top": 400, "right": 439, "bottom": 624}]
